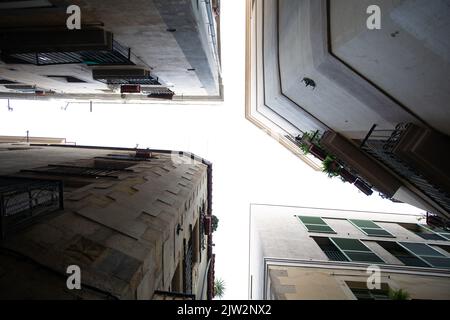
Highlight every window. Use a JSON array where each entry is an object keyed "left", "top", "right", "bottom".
[
  {"left": 346, "top": 282, "right": 390, "bottom": 300},
  {"left": 378, "top": 241, "right": 429, "bottom": 267},
  {"left": 399, "top": 242, "right": 450, "bottom": 269},
  {"left": 0, "top": 0, "right": 53, "bottom": 10},
  {"left": 313, "top": 237, "right": 384, "bottom": 264},
  {"left": 400, "top": 223, "right": 448, "bottom": 241},
  {"left": 349, "top": 219, "right": 394, "bottom": 237},
  {"left": 297, "top": 216, "right": 335, "bottom": 234},
  {"left": 313, "top": 237, "right": 348, "bottom": 261},
  {"left": 331, "top": 238, "right": 384, "bottom": 263},
  {"left": 427, "top": 226, "right": 450, "bottom": 241},
  {"left": 0, "top": 176, "right": 63, "bottom": 239},
  {"left": 21, "top": 165, "right": 122, "bottom": 179}
]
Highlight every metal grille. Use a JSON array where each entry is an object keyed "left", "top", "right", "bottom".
[
  {"left": 0, "top": 177, "right": 63, "bottom": 239},
  {"left": 22, "top": 165, "right": 122, "bottom": 179},
  {"left": 97, "top": 77, "right": 160, "bottom": 85},
  {"left": 95, "top": 155, "right": 151, "bottom": 162},
  {"left": 183, "top": 239, "right": 193, "bottom": 294},
  {"left": 153, "top": 291, "right": 195, "bottom": 300},
  {"left": 323, "top": 249, "right": 348, "bottom": 262},
  {"left": 2, "top": 40, "right": 132, "bottom": 66},
  {"left": 361, "top": 124, "right": 450, "bottom": 213},
  {"left": 200, "top": 214, "right": 206, "bottom": 250}
]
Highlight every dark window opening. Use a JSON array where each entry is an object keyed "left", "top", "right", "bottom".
[
  {"left": 400, "top": 223, "right": 448, "bottom": 241},
  {"left": 21, "top": 165, "right": 122, "bottom": 179},
  {"left": 346, "top": 282, "right": 390, "bottom": 300},
  {"left": 183, "top": 236, "right": 193, "bottom": 294},
  {"left": 377, "top": 241, "right": 429, "bottom": 267},
  {"left": 0, "top": 176, "right": 63, "bottom": 239},
  {"left": 312, "top": 237, "right": 348, "bottom": 262}
]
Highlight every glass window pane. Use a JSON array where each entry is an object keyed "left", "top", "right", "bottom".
[
  {"left": 332, "top": 238, "right": 370, "bottom": 252},
  {"left": 422, "top": 257, "right": 450, "bottom": 269},
  {"left": 299, "top": 216, "right": 325, "bottom": 225},
  {"left": 396, "top": 255, "right": 429, "bottom": 268},
  {"left": 345, "top": 252, "right": 384, "bottom": 263},
  {"left": 363, "top": 228, "right": 392, "bottom": 237},
  {"left": 350, "top": 219, "right": 379, "bottom": 229},
  {"left": 400, "top": 242, "right": 444, "bottom": 257},
  {"left": 306, "top": 224, "right": 334, "bottom": 233}
]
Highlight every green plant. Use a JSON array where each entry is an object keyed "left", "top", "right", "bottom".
[
  {"left": 295, "top": 131, "right": 321, "bottom": 155},
  {"left": 322, "top": 155, "right": 341, "bottom": 178},
  {"left": 299, "top": 142, "right": 311, "bottom": 155},
  {"left": 389, "top": 288, "right": 410, "bottom": 300},
  {"left": 212, "top": 215, "right": 219, "bottom": 233},
  {"left": 214, "top": 278, "right": 226, "bottom": 299}
]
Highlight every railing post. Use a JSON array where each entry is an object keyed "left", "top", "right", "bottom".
[{"left": 0, "top": 194, "right": 5, "bottom": 239}]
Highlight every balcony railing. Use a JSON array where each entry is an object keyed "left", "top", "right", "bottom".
[
  {"left": 360, "top": 123, "right": 450, "bottom": 213},
  {"left": 2, "top": 40, "right": 132, "bottom": 66},
  {"left": 21, "top": 165, "right": 122, "bottom": 179},
  {"left": 183, "top": 239, "right": 193, "bottom": 294},
  {"left": 323, "top": 249, "right": 348, "bottom": 262},
  {"left": 0, "top": 177, "right": 63, "bottom": 239},
  {"left": 153, "top": 291, "right": 195, "bottom": 300}
]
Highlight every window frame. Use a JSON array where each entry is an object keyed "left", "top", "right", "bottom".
[
  {"left": 418, "top": 224, "right": 450, "bottom": 241},
  {"left": 397, "top": 242, "right": 450, "bottom": 269},
  {"left": 329, "top": 237, "right": 385, "bottom": 264},
  {"left": 296, "top": 215, "right": 336, "bottom": 234},
  {"left": 348, "top": 219, "right": 395, "bottom": 238}
]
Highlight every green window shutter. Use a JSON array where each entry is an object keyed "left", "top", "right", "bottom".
[
  {"left": 417, "top": 225, "right": 449, "bottom": 241},
  {"left": 351, "top": 220, "right": 379, "bottom": 229},
  {"left": 331, "top": 238, "right": 384, "bottom": 264},
  {"left": 399, "top": 242, "right": 450, "bottom": 269},
  {"left": 440, "top": 233, "right": 450, "bottom": 240},
  {"left": 297, "top": 216, "right": 335, "bottom": 234},
  {"left": 349, "top": 219, "right": 394, "bottom": 238},
  {"left": 298, "top": 216, "right": 324, "bottom": 225}
]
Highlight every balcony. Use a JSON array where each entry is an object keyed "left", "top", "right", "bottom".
[
  {"left": 0, "top": 29, "right": 133, "bottom": 66},
  {"left": 360, "top": 123, "right": 450, "bottom": 214},
  {"left": 0, "top": 177, "right": 63, "bottom": 239}
]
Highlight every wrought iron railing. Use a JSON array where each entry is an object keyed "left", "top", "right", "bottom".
[
  {"left": 2, "top": 40, "right": 132, "bottom": 66},
  {"left": 0, "top": 177, "right": 63, "bottom": 239},
  {"left": 323, "top": 249, "right": 348, "bottom": 262},
  {"left": 183, "top": 239, "right": 193, "bottom": 294},
  {"left": 21, "top": 165, "right": 122, "bottom": 179},
  {"left": 153, "top": 291, "right": 195, "bottom": 300},
  {"left": 361, "top": 123, "right": 450, "bottom": 213}
]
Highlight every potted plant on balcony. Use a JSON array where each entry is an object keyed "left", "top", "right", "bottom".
[
  {"left": 309, "top": 144, "right": 327, "bottom": 161},
  {"left": 322, "top": 155, "right": 341, "bottom": 178},
  {"left": 295, "top": 133, "right": 312, "bottom": 155},
  {"left": 295, "top": 131, "right": 327, "bottom": 160},
  {"left": 354, "top": 179, "right": 373, "bottom": 196},
  {"left": 339, "top": 168, "right": 357, "bottom": 184}
]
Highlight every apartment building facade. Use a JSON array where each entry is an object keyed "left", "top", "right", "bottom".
[
  {"left": 0, "top": 0, "right": 222, "bottom": 103},
  {"left": 245, "top": 0, "right": 450, "bottom": 223},
  {"left": 0, "top": 143, "right": 215, "bottom": 300},
  {"left": 249, "top": 204, "right": 450, "bottom": 300}
]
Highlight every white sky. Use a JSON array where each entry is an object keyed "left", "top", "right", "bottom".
[{"left": 0, "top": 1, "right": 423, "bottom": 299}]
